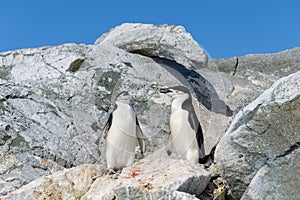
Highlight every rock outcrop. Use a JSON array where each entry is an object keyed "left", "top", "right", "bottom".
[
  {"left": 0, "top": 22, "right": 299, "bottom": 199},
  {"left": 205, "top": 47, "right": 300, "bottom": 112},
  {"left": 82, "top": 157, "right": 211, "bottom": 199},
  {"left": 0, "top": 23, "right": 233, "bottom": 196},
  {"left": 0, "top": 44, "right": 99, "bottom": 194},
  {"left": 1, "top": 158, "right": 211, "bottom": 200},
  {"left": 215, "top": 71, "right": 300, "bottom": 199},
  {"left": 95, "top": 23, "right": 208, "bottom": 70}
]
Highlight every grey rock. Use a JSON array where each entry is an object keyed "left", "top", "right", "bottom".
[
  {"left": 81, "top": 157, "right": 210, "bottom": 199},
  {"left": 0, "top": 44, "right": 102, "bottom": 195},
  {"left": 241, "top": 147, "right": 300, "bottom": 200},
  {"left": 214, "top": 48, "right": 300, "bottom": 78},
  {"left": 95, "top": 23, "right": 208, "bottom": 70},
  {"left": 207, "top": 48, "right": 300, "bottom": 112},
  {"left": 1, "top": 158, "right": 209, "bottom": 200},
  {"left": 0, "top": 164, "right": 106, "bottom": 200},
  {"left": 196, "top": 49, "right": 300, "bottom": 151},
  {"left": 215, "top": 71, "right": 300, "bottom": 199},
  {"left": 111, "top": 189, "right": 201, "bottom": 200}
]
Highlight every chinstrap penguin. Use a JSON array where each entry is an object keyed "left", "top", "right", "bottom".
[
  {"left": 160, "top": 85, "right": 214, "bottom": 165},
  {"left": 102, "top": 91, "right": 145, "bottom": 173}
]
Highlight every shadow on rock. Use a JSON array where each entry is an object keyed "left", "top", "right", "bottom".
[{"left": 153, "top": 57, "right": 233, "bottom": 117}]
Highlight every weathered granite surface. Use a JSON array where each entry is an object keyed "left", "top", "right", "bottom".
[
  {"left": 215, "top": 71, "right": 300, "bottom": 199},
  {"left": 1, "top": 158, "right": 211, "bottom": 200},
  {"left": 95, "top": 23, "right": 208, "bottom": 70}
]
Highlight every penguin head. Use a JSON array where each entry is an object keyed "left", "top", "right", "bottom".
[
  {"left": 160, "top": 85, "right": 190, "bottom": 100},
  {"left": 115, "top": 91, "right": 131, "bottom": 104}
]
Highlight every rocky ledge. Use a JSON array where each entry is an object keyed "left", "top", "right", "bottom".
[{"left": 0, "top": 23, "right": 299, "bottom": 199}]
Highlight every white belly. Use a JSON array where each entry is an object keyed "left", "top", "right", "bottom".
[
  {"left": 106, "top": 104, "right": 137, "bottom": 169},
  {"left": 169, "top": 109, "right": 199, "bottom": 163}
]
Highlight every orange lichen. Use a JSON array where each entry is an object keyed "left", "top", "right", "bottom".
[
  {"left": 123, "top": 166, "right": 143, "bottom": 178},
  {"left": 126, "top": 170, "right": 139, "bottom": 178}
]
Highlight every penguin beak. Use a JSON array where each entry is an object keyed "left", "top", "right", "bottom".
[{"left": 159, "top": 88, "right": 172, "bottom": 93}]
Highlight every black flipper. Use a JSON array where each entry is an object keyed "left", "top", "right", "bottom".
[
  {"left": 102, "top": 113, "right": 113, "bottom": 139},
  {"left": 166, "top": 134, "right": 173, "bottom": 156},
  {"left": 135, "top": 117, "right": 145, "bottom": 154}
]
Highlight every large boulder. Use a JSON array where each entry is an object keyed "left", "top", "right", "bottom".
[
  {"left": 215, "top": 71, "right": 300, "bottom": 199},
  {"left": 95, "top": 23, "right": 208, "bottom": 70}
]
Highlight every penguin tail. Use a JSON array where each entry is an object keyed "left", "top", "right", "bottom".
[{"left": 199, "top": 145, "right": 217, "bottom": 165}]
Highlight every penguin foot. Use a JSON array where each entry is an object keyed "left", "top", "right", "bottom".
[
  {"left": 199, "top": 145, "right": 217, "bottom": 167},
  {"left": 107, "top": 168, "right": 117, "bottom": 174},
  {"left": 107, "top": 168, "right": 122, "bottom": 179}
]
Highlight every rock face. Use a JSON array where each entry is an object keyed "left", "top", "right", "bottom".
[
  {"left": 0, "top": 44, "right": 100, "bottom": 194},
  {"left": 95, "top": 23, "right": 208, "bottom": 70},
  {"left": 206, "top": 47, "right": 300, "bottom": 112},
  {"left": 215, "top": 71, "right": 300, "bottom": 199},
  {"left": 0, "top": 23, "right": 229, "bottom": 195},
  {"left": 242, "top": 147, "right": 300, "bottom": 200},
  {"left": 0, "top": 22, "right": 299, "bottom": 199}
]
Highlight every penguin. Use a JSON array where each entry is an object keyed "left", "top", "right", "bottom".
[
  {"left": 160, "top": 85, "right": 214, "bottom": 165},
  {"left": 102, "top": 91, "right": 145, "bottom": 173}
]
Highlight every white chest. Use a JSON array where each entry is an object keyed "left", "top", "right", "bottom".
[
  {"left": 170, "top": 98, "right": 187, "bottom": 129},
  {"left": 111, "top": 103, "right": 136, "bottom": 136}
]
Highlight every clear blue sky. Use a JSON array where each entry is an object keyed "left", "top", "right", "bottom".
[{"left": 1, "top": 0, "right": 299, "bottom": 58}]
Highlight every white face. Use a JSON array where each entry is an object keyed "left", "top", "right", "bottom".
[
  {"left": 169, "top": 89, "right": 186, "bottom": 99},
  {"left": 116, "top": 91, "right": 131, "bottom": 103},
  {"left": 160, "top": 87, "right": 189, "bottom": 100}
]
